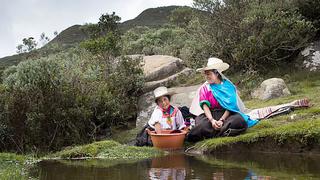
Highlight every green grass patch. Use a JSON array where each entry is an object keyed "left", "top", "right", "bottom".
[
  {"left": 0, "top": 153, "right": 34, "bottom": 180},
  {"left": 194, "top": 118, "right": 320, "bottom": 152},
  {"left": 48, "top": 140, "right": 163, "bottom": 160}
]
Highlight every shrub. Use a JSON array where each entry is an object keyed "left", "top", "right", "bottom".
[
  {"left": 0, "top": 49, "right": 144, "bottom": 152},
  {"left": 186, "top": 0, "right": 316, "bottom": 71}
]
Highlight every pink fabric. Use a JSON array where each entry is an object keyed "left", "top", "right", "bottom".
[{"left": 199, "top": 84, "right": 221, "bottom": 109}]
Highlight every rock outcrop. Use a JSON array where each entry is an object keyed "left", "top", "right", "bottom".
[
  {"left": 130, "top": 55, "right": 195, "bottom": 93},
  {"left": 301, "top": 40, "right": 320, "bottom": 71}
]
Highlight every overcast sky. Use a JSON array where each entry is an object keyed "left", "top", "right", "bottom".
[{"left": 0, "top": 0, "right": 193, "bottom": 58}]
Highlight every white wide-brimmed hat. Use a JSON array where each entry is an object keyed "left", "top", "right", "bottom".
[
  {"left": 153, "top": 86, "right": 175, "bottom": 100},
  {"left": 196, "top": 57, "right": 230, "bottom": 72}
]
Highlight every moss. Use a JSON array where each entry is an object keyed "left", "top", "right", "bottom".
[
  {"left": 0, "top": 153, "right": 26, "bottom": 162},
  {"left": 48, "top": 140, "right": 163, "bottom": 160},
  {"left": 193, "top": 118, "right": 320, "bottom": 153},
  {"left": 0, "top": 153, "right": 32, "bottom": 180}
]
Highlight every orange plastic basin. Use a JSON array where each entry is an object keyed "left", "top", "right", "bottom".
[{"left": 147, "top": 130, "right": 187, "bottom": 150}]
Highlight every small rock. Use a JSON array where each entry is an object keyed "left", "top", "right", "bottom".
[
  {"left": 251, "top": 78, "right": 291, "bottom": 100},
  {"left": 290, "top": 114, "right": 297, "bottom": 120}
]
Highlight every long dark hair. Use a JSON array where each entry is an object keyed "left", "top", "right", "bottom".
[{"left": 211, "top": 69, "right": 223, "bottom": 81}]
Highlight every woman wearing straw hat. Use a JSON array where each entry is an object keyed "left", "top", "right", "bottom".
[
  {"left": 187, "top": 57, "right": 259, "bottom": 142},
  {"left": 135, "top": 86, "right": 186, "bottom": 146},
  {"left": 148, "top": 86, "right": 186, "bottom": 133}
]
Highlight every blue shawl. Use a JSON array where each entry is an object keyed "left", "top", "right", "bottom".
[{"left": 209, "top": 80, "right": 259, "bottom": 128}]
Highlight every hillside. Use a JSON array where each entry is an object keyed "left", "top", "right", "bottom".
[{"left": 0, "top": 6, "right": 184, "bottom": 70}]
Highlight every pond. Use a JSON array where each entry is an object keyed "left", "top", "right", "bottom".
[{"left": 35, "top": 152, "right": 320, "bottom": 180}]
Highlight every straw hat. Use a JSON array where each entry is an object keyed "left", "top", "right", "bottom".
[
  {"left": 153, "top": 86, "right": 175, "bottom": 100},
  {"left": 196, "top": 57, "right": 230, "bottom": 72}
]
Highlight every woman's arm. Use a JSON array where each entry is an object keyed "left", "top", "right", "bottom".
[
  {"left": 148, "top": 108, "right": 162, "bottom": 130},
  {"left": 203, "top": 103, "right": 214, "bottom": 121},
  {"left": 175, "top": 110, "right": 186, "bottom": 130},
  {"left": 203, "top": 104, "right": 220, "bottom": 129},
  {"left": 220, "top": 110, "right": 230, "bottom": 122},
  {"left": 214, "top": 110, "right": 230, "bottom": 128},
  {"left": 154, "top": 123, "right": 162, "bottom": 134}
]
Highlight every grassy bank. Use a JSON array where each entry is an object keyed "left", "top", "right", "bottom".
[
  {"left": 48, "top": 140, "right": 163, "bottom": 160},
  {"left": 0, "top": 153, "right": 36, "bottom": 180},
  {"left": 189, "top": 71, "right": 320, "bottom": 154}
]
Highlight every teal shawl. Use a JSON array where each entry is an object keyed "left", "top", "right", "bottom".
[{"left": 210, "top": 79, "right": 259, "bottom": 128}]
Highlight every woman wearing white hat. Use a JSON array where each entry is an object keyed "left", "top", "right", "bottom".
[
  {"left": 187, "top": 57, "right": 259, "bottom": 142},
  {"left": 135, "top": 86, "right": 186, "bottom": 146},
  {"left": 148, "top": 86, "right": 186, "bottom": 133}
]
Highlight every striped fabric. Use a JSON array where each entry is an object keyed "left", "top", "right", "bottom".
[{"left": 248, "top": 99, "right": 310, "bottom": 120}]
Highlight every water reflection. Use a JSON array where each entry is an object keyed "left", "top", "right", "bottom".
[
  {"left": 148, "top": 154, "right": 187, "bottom": 180},
  {"left": 36, "top": 152, "right": 320, "bottom": 180}
]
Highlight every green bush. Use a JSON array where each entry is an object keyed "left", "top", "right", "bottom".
[
  {"left": 294, "top": 0, "right": 320, "bottom": 35},
  {"left": 0, "top": 49, "right": 144, "bottom": 152},
  {"left": 185, "top": 0, "right": 316, "bottom": 71},
  {"left": 121, "top": 26, "right": 188, "bottom": 57}
]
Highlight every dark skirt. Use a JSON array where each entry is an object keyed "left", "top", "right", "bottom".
[
  {"left": 186, "top": 109, "right": 247, "bottom": 142},
  {"left": 135, "top": 124, "right": 154, "bottom": 146}
]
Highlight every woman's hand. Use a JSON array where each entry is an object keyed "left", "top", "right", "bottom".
[
  {"left": 210, "top": 119, "right": 222, "bottom": 130},
  {"left": 215, "top": 120, "right": 223, "bottom": 129}
]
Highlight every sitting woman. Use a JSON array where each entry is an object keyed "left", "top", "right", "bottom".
[
  {"left": 135, "top": 86, "right": 186, "bottom": 146},
  {"left": 187, "top": 57, "right": 259, "bottom": 142}
]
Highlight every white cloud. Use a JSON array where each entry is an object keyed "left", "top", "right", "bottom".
[{"left": 0, "top": 0, "right": 193, "bottom": 58}]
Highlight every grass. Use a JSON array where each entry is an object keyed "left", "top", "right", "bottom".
[
  {"left": 194, "top": 118, "right": 320, "bottom": 152},
  {"left": 48, "top": 140, "right": 163, "bottom": 160},
  {"left": 44, "top": 140, "right": 164, "bottom": 169},
  {"left": 0, "top": 153, "right": 36, "bottom": 180}
]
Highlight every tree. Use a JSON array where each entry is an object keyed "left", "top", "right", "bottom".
[
  {"left": 83, "top": 12, "right": 121, "bottom": 39},
  {"left": 294, "top": 0, "right": 320, "bottom": 36},
  {"left": 81, "top": 12, "right": 122, "bottom": 77},
  {"left": 170, "top": 7, "right": 194, "bottom": 28},
  {"left": 16, "top": 37, "right": 37, "bottom": 53},
  {"left": 186, "top": 0, "right": 315, "bottom": 71},
  {"left": 98, "top": 12, "right": 121, "bottom": 35},
  {"left": 39, "top": 32, "right": 50, "bottom": 46}
]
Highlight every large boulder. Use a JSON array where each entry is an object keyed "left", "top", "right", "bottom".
[
  {"left": 301, "top": 40, "right": 320, "bottom": 71},
  {"left": 129, "top": 55, "right": 195, "bottom": 93},
  {"left": 136, "top": 85, "right": 201, "bottom": 128},
  {"left": 251, "top": 78, "right": 291, "bottom": 100},
  {"left": 143, "top": 68, "right": 194, "bottom": 92},
  {"left": 143, "top": 55, "right": 185, "bottom": 82},
  {"left": 130, "top": 55, "right": 185, "bottom": 81}
]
